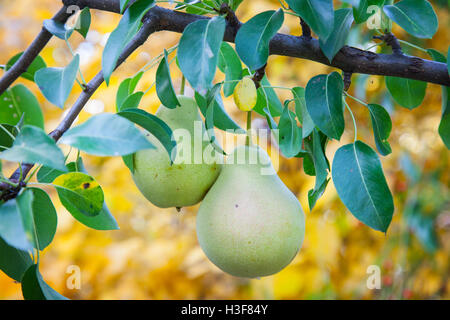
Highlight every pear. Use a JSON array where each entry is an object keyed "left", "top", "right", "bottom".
[
  {"left": 132, "top": 96, "right": 222, "bottom": 208},
  {"left": 196, "top": 145, "right": 305, "bottom": 278}
]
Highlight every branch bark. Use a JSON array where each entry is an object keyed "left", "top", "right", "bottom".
[{"left": 0, "top": 11, "right": 158, "bottom": 195}]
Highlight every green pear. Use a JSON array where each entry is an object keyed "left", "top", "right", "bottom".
[
  {"left": 132, "top": 96, "right": 222, "bottom": 208},
  {"left": 196, "top": 145, "right": 305, "bottom": 278}
]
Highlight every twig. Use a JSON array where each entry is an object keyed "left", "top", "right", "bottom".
[
  {"left": 252, "top": 64, "right": 267, "bottom": 89},
  {"left": 343, "top": 71, "right": 353, "bottom": 91},
  {"left": 300, "top": 18, "right": 312, "bottom": 40},
  {"left": 0, "top": 12, "right": 159, "bottom": 197}
]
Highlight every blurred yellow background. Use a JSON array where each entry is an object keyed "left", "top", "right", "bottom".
[{"left": 0, "top": 0, "right": 448, "bottom": 299}]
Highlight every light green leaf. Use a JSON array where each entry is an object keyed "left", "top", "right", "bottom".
[
  {"left": 278, "top": 102, "right": 302, "bottom": 158},
  {"left": 53, "top": 172, "right": 104, "bottom": 217},
  {"left": 59, "top": 113, "right": 154, "bottom": 156},
  {"left": 178, "top": 16, "right": 226, "bottom": 91},
  {"left": 0, "top": 236, "right": 33, "bottom": 282},
  {"left": 0, "top": 125, "right": 66, "bottom": 171},
  {"left": 292, "top": 87, "right": 314, "bottom": 138},
  {"left": 35, "top": 54, "right": 80, "bottom": 109},
  {"left": 218, "top": 42, "right": 242, "bottom": 97},
  {"left": 102, "top": 0, "right": 155, "bottom": 85},
  {"left": 0, "top": 200, "right": 31, "bottom": 251}
]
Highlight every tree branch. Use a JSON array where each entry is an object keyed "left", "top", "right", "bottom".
[{"left": 0, "top": 12, "right": 158, "bottom": 195}]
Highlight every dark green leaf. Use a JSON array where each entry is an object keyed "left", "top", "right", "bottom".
[
  {"left": 292, "top": 87, "right": 314, "bottom": 138},
  {"left": 59, "top": 113, "right": 154, "bottom": 156},
  {"left": 286, "top": 0, "right": 334, "bottom": 40},
  {"left": 0, "top": 236, "right": 33, "bottom": 282},
  {"left": 319, "top": 8, "right": 354, "bottom": 62},
  {"left": 35, "top": 54, "right": 80, "bottom": 109},
  {"left": 53, "top": 172, "right": 104, "bottom": 217},
  {"left": 278, "top": 103, "right": 302, "bottom": 158},
  {"left": 427, "top": 49, "right": 450, "bottom": 149},
  {"left": 75, "top": 7, "right": 91, "bottom": 38},
  {"left": 309, "top": 129, "right": 329, "bottom": 194},
  {"left": 16, "top": 190, "right": 37, "bottom": 249},
  {"left": 118, "top": 91, "right": 144, "bottom": 112},
  {"left": 332, "top": 141, "right": 394, "bottom": 232},
  {"left": 308, "top": 178, "right": 329, "bottom": 210},
  {"left": 4, "top": 53, "right": 46, "bottom": 82},
  {"left": 156, "top": 49, "right": 180, "bottom": 109},
  {"left": 218, "top": 42, "right": 242, "bottom": 97},
  {"left": 28, "top": 188, "right": 57, "bottom": 250},
  {"left": 383, "top": 0, "right": 438, "bottom": 39},
  {"left": 0, "top": 124, "right": 19, "bottom": 151},
  {"left": 367, "top": 104, "right": 392, "bottom": 156},
  {"left": 178, "top": 16, "right": 226, "bottom": 91},
  {"left": 0, "top": 125, "right": 66, "bottom": 171},
  {"left": 204, "top": 85, "right": 227, "bottom": 155},
  {"left": 305, "top": 72, "right": 345, "bottom": 140},
  {"left": 102, "top": 0, "right": 156, "bottom": 85},
  {"left": 235, "top": 10, "right": 284, "bottom": 70},
  {"left": 0, "top": 84, "right": 44, "bottom": 129},
  {"left": 22, "top": 264, "right": 69, "bottom": 300},
  {"left": 118, "top": 108, "right": 176, "bottom": 165},
  {"left": 385, "top": 76, "right": 427, "bottom": 110}
]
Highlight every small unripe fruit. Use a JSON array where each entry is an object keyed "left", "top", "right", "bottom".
[{"left": 234, "top": 77, "right": 257, "bottom": 111}]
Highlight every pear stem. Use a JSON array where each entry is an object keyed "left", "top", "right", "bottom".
[
  {"left": 180, "top": 74, "right": 185, "bottom": 95},
  {"left": 246, "top": 111, "right": 252, "bottom": 146}
]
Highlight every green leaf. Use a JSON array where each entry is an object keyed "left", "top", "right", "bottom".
[
  {"left": 0, "top": 200, "right": 32, "bottom": 251},
  {"left": 405, "top": 210, "right": 438, "bottom": 253},
  {"left": 118, "top": 108, "right": 176, "bottom": 165},
  {"left": 118, "top": 91, "right": 144, "bottom": 112},
  {"left": 352, "top": 0, "right": 385, "bottom": 24},
  {"left": 116, "top": 72, "right": 144, "bottom": 111},
  {"left": 367, "top": 104, "right": 392, "bottom": 156},
  {"left": 196, "top": 91, "right": 242, "bottom": 132},
  {"left": 43, "top": 19, "right": 73, "bottom": 40},
  {"left": 21, "top": 264, "right": 69, "bottom": 300},
  {"left": 176, "top": 0, "right": 215, "bottom": 14},
  {"left": 319, "top": 8, "right": 354, "bottom": 62},
  {"left": 286, "top": 0, "right": 334, "bottom": 40},
  {"left": 0, "top": 236, "right": 33, "bottom": 282},
  {"left": 4, "top": 53, "right": 47, "bottom": 82},
  {"left": 75, "top": 7, "right": 91, "bottom": 38},
  {"left": 385, "top": 76, "right": 427, "bottom": 110},
  {"left": 16, "top": 190, "right": 37, "bottom": 249},
  {"left": 35, "top": 54, "right": 80, "bottom": 109},
  {"left": 156, "top": 49, "right": 180, "bottom": 109},
  {"left": 0, "top": 125, "right": 67, "bottom": 171},
  {"left": 178, "top": 16, "right": 226, "bottom": 91},
  {"left": 37, "top": 157, "right": 84, "bottom": 184},
  {"left": 0, "top": 124, "right": 19, "bottom": 151},
  {"left": 308, "top": 178, "right": 329, "bottom": 210},
  {"left": 292, "top": 87, "right": 314, "bottom": 138},
  {"left": 0, "top": 84, "right": 44, "bottom": 129},
  {"left": 235, "top": 10, "right": 284, "bottom": 70},
  {"left": 383, "top": 0, "right": 438, "bottom": 39},
  {"left": 28, "top": 188, "right": 58, "bottom": 250},
  {"left": 59, "top": 113, "right": 154, "bottom": 156},
  {"left": 427, "top": 49, "right": 450, "bottom": 149},
  {"left": 53, "top": 172, "right": 104, "bottom": 217},
  {"left": 218, "top": 42, "right": 242, "bottom": 97},
  {"left": 102, "top": 0, "right": 156, "bottom": 85},
  {"left": 120, "top": 0, "right": 131, "bottom": 13},
  {"left": 308, "top": 129, "right": 329, "bottom": 195},
  {"left": 305, "top": 72, "right": 345, "bottom": 140},
  {"left": 332, "top": 141, "right": 394, "bottom": 232},
  {"left": 249, "top": 71, "right": 283, "bottom": 117},
  {"left": 278, "top": 103, "right": 302, "bottom": 158},
  {"left": 69, "top": 202, "right": 119, "bottom": 230},
  {"left": 203, "top": 85, "right": 227, "bottom": 155}
]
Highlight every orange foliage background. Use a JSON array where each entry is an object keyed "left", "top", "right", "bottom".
[{"left": 0, "top": 0, "right": 449, "bottom": 299}]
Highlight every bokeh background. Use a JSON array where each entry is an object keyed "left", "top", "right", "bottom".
[{"left": 0, "top": 0, "right": 449, "bottom": 299}]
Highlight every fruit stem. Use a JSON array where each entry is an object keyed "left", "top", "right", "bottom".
[
  {"left": 246, "top": 111, "right": 252, "bottom": 146},
  {"left": 180, "top": 75, "right": 185, "bottom": 95}
]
